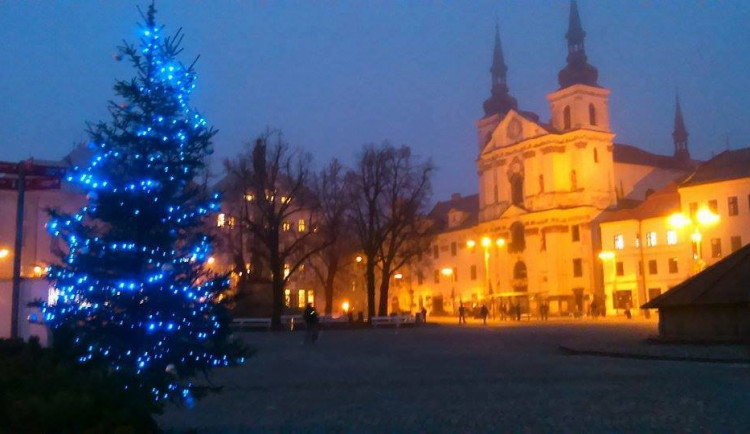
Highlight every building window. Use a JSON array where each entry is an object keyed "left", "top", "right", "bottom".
[
  {"left": 648, "top": 260, "right": 658, "bottom": 275},
  {"left": 282, "top": 220, "right": 291, "bottom": 232},
  {"left": 689, "top": 202, "right": 698, "bottom": 220},
  {"left": 540, "top": 230, "right": 547, "bottom": 251},
  {"left": 589, "top": 103, "right": 597, "bottom": 126},
  {"left": 711, "top": 238, "right": 722, "bottom": 258},
  {"left": 708, "top": 200, "right": 718, "bottom": 214},
  {"left": 648, "top": 288, "right": 662, "bottom": 301},
  {"left": 493, "top": 184, "right": 499, "bottom": 203},
  {"left": 666, "top": 230, "right": 678, "bottom": 245},
  {"left": 510, "top": 174, "right": 524, "bottom": 206},
  {"left": 453, "top": 267, "right": 458, "bottom": 282},
  {"left": 635, "top": 235, "right": 641, "bottom": 248},
  {"left": 614, "top": 234, "right": 625, "bottom": 250},
  {"left": 298, "top": 219, "right": 306, "bottom": 232},
  {"left": 728, "top": 196, "right": 739, "bottom": 216},
  {"left": 731, "top": 236, "right": 742, "bottom": 253},
  {"left": 570, "top": 170, "right": 578, "bottom": 191},
  {"left": 433, "top": 270, "right": 440, "bottom": 284},
  {"left": 297, "top": 289, "right": 306, "bottom": 309},
  {"left": 450, "top": 242, "right": 457, "bottom": 257},
  {"left": 646, "top": 232, "right": 657, "bottom": 247},
  {"left": 417, "top": 271, "right": 424, "bottom": 285},
  {"left": 668, "top": 258, "right": 678, "bottom": 274},
  {"left": 470, "top": 265, "right": 477, "bottom": 280},
  {"left": 217, "top": 213, "right": 227, "bottom": 227},
  {"left": 284, "top": 289, "right": 291, "bottom": 307},
  {"left": 615, "top": 261, "right": 624, "bottom": 276},
  {"left": 638, "top": 260, "right": 643, "bottom": 276},
  {"left": 563, "top": 105, "right": 571, "bottom": 130},
  {"left": 572, "top": 258, "right": 583, "bottom": 277},
  {"left": 593, "top": 147, "right": 599, "bottom": 163},
  {"left": 571, "top": 225, "right": 580, "bottom": 242},
  {"left": 509, "top": 221, "right": 526, "bottom": 253},
  {"left": 433, "top": 245, "right": 439, "bottom": 259},
  {"left": 539, "top": 174, "right": 544, "bottom": 193},
  {"left": 307, "top": 290, "right": 315, "bottom": 305}
]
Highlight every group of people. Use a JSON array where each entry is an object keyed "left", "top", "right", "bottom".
[{"left": 457, "top": 303, "right": 491, "bottom": 325}]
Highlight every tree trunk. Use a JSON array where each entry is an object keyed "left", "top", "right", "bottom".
[
  {"left": 324, "top": 257, "right": 338, "bottom": 315},
  {"left": 378, "top": 267, "right": 390, "bottom": 316},
  {"left": 366, "top": 258, "right": 376, "bottom": 321}
]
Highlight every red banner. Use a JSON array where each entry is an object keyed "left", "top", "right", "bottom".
[
  {"left": 0, "top": 161, "right": 66, "bottom": 177},
  {"left": 0, "top": 178, "right": 19, "bottom": 190}
]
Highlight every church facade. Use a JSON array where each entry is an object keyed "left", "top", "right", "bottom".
[{"left": 397, "top": 1, "right": 696, "bottom": 318}]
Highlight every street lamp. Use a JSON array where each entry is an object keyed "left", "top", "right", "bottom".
[
  {"left": 668, "top": 207, "right": 720, "bottom": 272},
  {"left": 598, "top": 250, "right": 616, "bottom": 316},
  {"left": 441, "top": 267, "right": 455, "bottom": 312},
  {"left": 0, "top": 248, "right": 9, "bottom": 259}
]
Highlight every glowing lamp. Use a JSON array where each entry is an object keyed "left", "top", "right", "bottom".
[
  {"left": 690, "top": 231, "right": 702, "bottom": 243},
  {"left": 481, "top": 237, "right": 491, "bottom": 247},
  {"left": 207, "top": 256, "right": 216, "bottom": 265},
  {"left": 0, "top": 249, "right": 9, "bottom": 259},
  {"left": 696, "top": 208, "right": 720, "bottom": 226},
  {"left": 342, "top": 301, "right": 350, "bottom": 313},
  {"left": 466, "top": 240, "right": 476, "bottom": 248},
  {"left": 394, "top": 273, "right": 403, "bottom": 279},
  {"left": 441, "top": 268, "right": 453, "bottom": 276},
  {"left": 33, "top": 266, "right": 44, "bottom": 277},
  {"left": 355, "top": 255, "right": 363, "bottom": 263},
  {"left": 598, "top": 251, "right": 615, "bottom": 261},
  {"left": 668, "top": 213, "right": 690, "bottom": 229},
  {"left": 496, "top": 238, "right": 506, "bottom": 247}
]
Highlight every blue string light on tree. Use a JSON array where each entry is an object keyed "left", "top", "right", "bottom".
[{"left": 43, "top": 3, "right": 244, "bottom": 406}]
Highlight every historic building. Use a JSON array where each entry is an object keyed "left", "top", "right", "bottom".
[{"left": 397, "top": 1, "right": 698, "bottom": 317}]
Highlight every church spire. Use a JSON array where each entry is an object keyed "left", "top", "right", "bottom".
[
  {"left": 483, "top": 22, "right": 518, "bottom": 117},
  {"left": 673, "top": 92, "right": 690, "bottom": 161},
  {"left": 558, "top": 0, "right": 599, "bottom": 89},
  {"left": 490, "top": 22, "right": 508, "bottom": 91}
]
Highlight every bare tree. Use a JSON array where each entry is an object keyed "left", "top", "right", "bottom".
[
  {"left": 309, "top": 159, "right": 357, "bottom": 315},
  {"left": 223, "top": 131, "right": 326, "bottom": 328},
  {"left": 349, "top": 143, "right": 433, "bottom": 320}
]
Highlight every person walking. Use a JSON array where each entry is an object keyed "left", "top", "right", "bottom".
[
  {"left": 421, "top": 306, "right": 428, "bottom": 324},
  {"left": 480, "top": 304, "right": 489, "bottom": 325},
  {"left": 303, "top": 303, "right": 319, "bottom": 343},
  {"left": 458, "top": 304, "right": 466, "bottom": 324},
  {"left": 515, "top": 303, "right": 522, "bottom": 321}
]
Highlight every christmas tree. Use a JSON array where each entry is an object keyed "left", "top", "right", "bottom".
[{"left": 44, "top": 3, "right": 243, "bottom": 404}]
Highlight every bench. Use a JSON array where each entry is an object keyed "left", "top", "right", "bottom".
[
  {"left": 232, "top": 317, "right": 272, "bottom": 330},
  {"left": 371, "top": 315, "right": 415, "bottom": 327}
]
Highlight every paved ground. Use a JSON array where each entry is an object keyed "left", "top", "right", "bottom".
[{"left": 159, "top": 319, "right": 750, "bottom": 432}]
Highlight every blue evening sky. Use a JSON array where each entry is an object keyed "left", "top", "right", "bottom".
[{"left": 1, "top": 1, "right": 749, "bottom": 199}]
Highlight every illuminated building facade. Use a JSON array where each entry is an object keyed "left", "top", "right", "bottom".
[{"left": 397, "top": 1, "right": 700, "bottom": 317}]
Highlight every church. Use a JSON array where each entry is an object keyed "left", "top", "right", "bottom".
[{"left": 398, "top": 1, "right": 696, "bottom": 318}]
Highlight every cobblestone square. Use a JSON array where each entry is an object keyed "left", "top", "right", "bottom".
[{"left": 159, "top": 320, "right": 750, "bottom": 432}]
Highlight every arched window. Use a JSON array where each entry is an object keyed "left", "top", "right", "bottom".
[
  {"left": 570, "top": 170, "right": 578, "bottom": 191},
  {"left": 589, "top": 103, "right": 597, "bottom": 126},
  {"left": 493, "top": 184, "right": 499, "bottom": 203},
  {"left": 509, "top": 221, "right": 526, "bottom": 254},
  {"left": 593, "top": 148, "right": 599, "bottom": 163},
  {"left": 538, "top": 174, "right": 544, "bottom": 193},
  {"left": 511, "top": 175, "right": 524, "bottom": 206},
  {"left": 563, "top": 106, "right": 571, "bottom": 130}
]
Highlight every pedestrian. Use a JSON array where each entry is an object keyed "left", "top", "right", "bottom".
[
  {"left": 480, "top": 304, "right": 489, "bottom": 325},
  {"left": 421, "top": 306, "right": 428, "bottom": 324},
  {"left": 625, "top": 301, "right": 633, "bottom": 319},
  {"left": 543, "top": 302, "right": 549, "bottom": 321},
  {"left": 515, "top": 303, "right": 522, "bottom": 321},
  {"left": 303, "top": 303, "right": 319, "bottom": 343},
  {"left": 590, "top": 300, "right": 598, "bottom": 319},
  {"left": 458, "top": 304, "right": 466, "bottom": 324}
]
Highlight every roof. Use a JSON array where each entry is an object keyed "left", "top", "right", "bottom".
[
  {"left": 599, "top": 183, "right": 680, "bottom": 223},
  {"left": 428, "top": 193, "right": 479, "bottom": 233},
  {"left": 680, "top": 147, "right": 750, "bottom": 187},
  {"left": 642, "top": 242, "right": 750, "bottom": 309},
  {"left": 613, "top": 143, "right": 697, "bottom": 170}
]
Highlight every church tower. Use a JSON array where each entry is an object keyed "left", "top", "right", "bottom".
[
  {"left": 476, "top": 24, "right": 521, "bottom": 151},
  {"left": 547, "top": 0, "right": 610, "bottom": 133},
  {"left": 673, "top": 93, "right": 690, "bottom": 161}
]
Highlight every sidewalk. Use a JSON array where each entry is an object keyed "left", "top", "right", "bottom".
[{"left": 426, "top": 314, "right": 658, "bottom": 327}]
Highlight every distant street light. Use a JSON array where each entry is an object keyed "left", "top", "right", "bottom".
[
  {"left": 0, "top": 248, "right": 9, "bottom": 259},
  {"left": 667, "top": 208, "right": 720, "bottom": 272}
]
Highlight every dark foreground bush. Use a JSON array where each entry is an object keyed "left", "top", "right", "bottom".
[{"left": 0, "top": 338, "right": 159, "bottom": 433}]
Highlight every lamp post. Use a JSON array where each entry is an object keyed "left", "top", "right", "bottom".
[
  {"left": 668, "top": 207, "right": 720, "bottom": 274},
  {"left": 598, "top": 250, "right": 616, "bottom": 316},
  {"left": 441, "top": 267, "right": 455, "bottom": 313}
]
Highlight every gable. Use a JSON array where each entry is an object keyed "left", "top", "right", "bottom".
[{"left": 482, "top": 110, "right": 549, "bottom": 155}]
